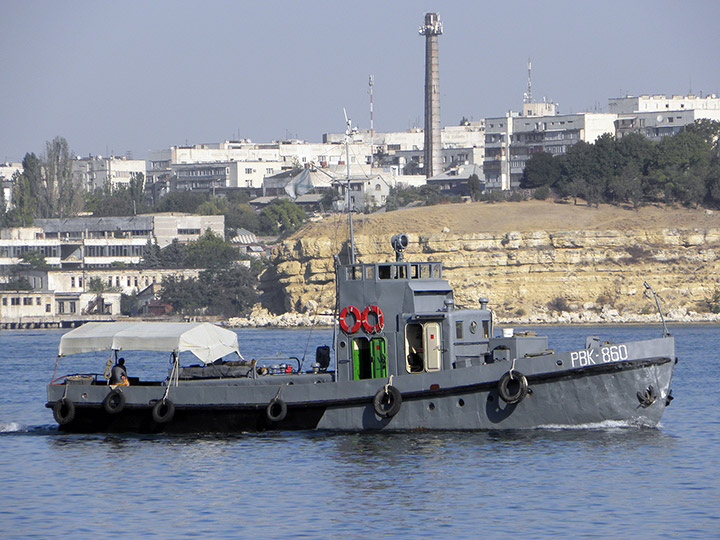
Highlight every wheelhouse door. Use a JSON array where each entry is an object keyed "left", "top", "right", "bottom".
[{"left": 424, "top": 322, "right": 442, "bottom": 371}]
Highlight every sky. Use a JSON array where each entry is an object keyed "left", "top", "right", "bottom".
[{"left": 1, "top": 0, "right": 719, "bottom": 162}]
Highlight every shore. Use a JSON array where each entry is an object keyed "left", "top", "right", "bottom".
[{"left": 226, "top": 307, "right": 720, "bottom": 328}]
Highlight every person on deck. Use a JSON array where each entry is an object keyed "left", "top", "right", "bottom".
[{"left": 110, "top": 358, "right": 129, "bottom": 385}]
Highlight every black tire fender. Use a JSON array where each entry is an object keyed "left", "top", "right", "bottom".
[
  {"left": 266, "top": 398, "right": 287, "bottom": 422},
  {"left": 53, "top": 398, "right": 76, "bottom": 425},
  {"left": 498, "top": 371, "right": 529, "bottom": 404},
  {"left": 373, "top": 385, "right": 402, "bottom": 418},
  {"left": 103, "top": 389, "right": 126, "bottom": 414},
  {"left": 152, "top": 399, "right": 175, "bottom": 424}
]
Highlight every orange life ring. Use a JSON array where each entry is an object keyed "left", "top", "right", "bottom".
[
  {"left": 339, "top": 305, "right": 362, "bottom": 333},
  {"left": 362, "top": 304, "right": 384, "bottom": 333}
]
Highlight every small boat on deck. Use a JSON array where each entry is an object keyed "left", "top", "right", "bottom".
[{"left": 47, "top": 235, "right": 677, "bottom": 433}]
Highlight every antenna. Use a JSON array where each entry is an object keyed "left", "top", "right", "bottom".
[
  {"left": 343, "top": 109, "right": 355, "bottom": 264},
  {"left": 524, "top": 58, "right": 533, "bottom": 104}
]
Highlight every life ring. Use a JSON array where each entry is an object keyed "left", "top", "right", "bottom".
[
  {"left": 373, "top": 386, "right": 402, "bottom": 418},
  {"left": 498, "top": 371, "right": 528, "bottom": 404},
  {"left": 152, "top": 399, "right": 175, "bottom": 424},
  {"left": 103, "top": 389, "right": 126, "bottom": 414},
  {"left": 362, "top": 304, "right": 384, "bottom": 333},
  {"left": 339, "top": 305, "right": 362, "bottom": 333},
  {"left": 266, "top": 398, "right": 287, "bottom": 422},
  {"left": 53, "top": 398, "right": 75, "bottom": 425}
]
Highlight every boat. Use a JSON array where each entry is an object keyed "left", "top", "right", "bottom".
[{"left": 46, "top": 233, "right": 677, "bottom": 433}]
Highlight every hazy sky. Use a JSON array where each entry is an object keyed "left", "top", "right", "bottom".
[{"left": 2, "top": 0, "right": 719, "bottom": 162}]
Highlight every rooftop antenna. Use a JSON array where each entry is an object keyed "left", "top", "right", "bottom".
[
  {"left": 523, "top": 58, "right": 533, "bottom": 104},
  {"left": 343, "top": 108, "right": 356, "bottom": 264}
]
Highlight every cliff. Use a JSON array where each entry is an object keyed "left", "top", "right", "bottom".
[{"left": 257, "top": 201, "right": 720, "bottom": 324}]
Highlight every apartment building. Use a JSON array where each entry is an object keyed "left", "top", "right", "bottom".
[
  {"left": 611, "top": 94, "right": 720, "bottom": 140},
  {"left": 484, "top": 107, "right": 617, "bottom": 189},
  {"left": 72, "top": 155, "right": 146, "bottom": 192},
  {"left": 0, "top": 213, "right": 224, "bottom": 271}
]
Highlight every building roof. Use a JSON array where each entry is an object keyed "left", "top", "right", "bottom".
[{"left": 35, "top": 216, "right": 153, "bottom": 234}]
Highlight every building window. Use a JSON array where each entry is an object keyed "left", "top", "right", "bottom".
[
  {"left": 36, "top": 297, "right": 41, "bottom": 305},
  {"left": 69, "top": 301, "right": 76, "bottom": 314},
  {"left": 178, "top": 228, "right": 201, "bottom": 235},
  {"left": 78, "top": 278, "right": 82, "bottom": 288},
  {"left": 70, "top": 277, "right": 75, "bottom": 288},
  {"left": 11, "top": 297, "right": 20, "bottom": 305},
  {"left": 2, "top": 298, "right": 6, "bottom": 306},
  {"left": 58, "top": 301, "right": 64, "bottom": 314},
  {"left": 46, "top": 304, "right": 51, "bottom": 313},
  {"left": 245, "top": 168, "right": 253, "bottom": 174}
]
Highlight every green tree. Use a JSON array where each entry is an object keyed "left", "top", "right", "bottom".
[
  {"left": 683, "top": 119, "right": 720, "bottom": 144},
  {"left": 467, "top": 173, "right": 483, "bottom": 201},
  {"left": 140, "top": 238, "right": 162, "bottom": 268},
  {"left": 19, "top": 251, "right": 48, "bottom": 269},
  {"left": 7, "top": 161, "right": 38, "bottom": 226},
  {"left": 184, "top": 229, "right": 238, "bottom": 268},
  {"left": 159, "top": 239, "right": 187, "bottom": 268},
  {"left": 258, "top": 199, "right": 306, "bottom": 235},
  {"left": 153, "top": 190, "right": 209, "bottom": 213},
  {"left": 88, "top": 277, "right": 106, "bottom": 292},
  {"left": 521, "top": 152, "right": 561, "bottom": 188},
  {"left": 160, "top": 275, "right": 205, "bottom": 314},
  {"left": 44, "top": 136, "right": 82, "bottom": 218},
  {"left": 198, "top": 266, "right": 259, "bottom": 316},
  {"left": 224, "top": 203, "right": 260, "bottom": 236}
]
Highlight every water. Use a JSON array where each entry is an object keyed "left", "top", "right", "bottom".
[{"left": 1, "top": 325, "right": 718, "bottom": 538}]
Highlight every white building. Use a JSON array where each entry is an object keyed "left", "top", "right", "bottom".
[
  {"left": 611, "top": 94, "right": 720, "bottom": 141},
  {"left": 0, "top": 213, "right": 225, "bottom": 271},
  {"left": 72, "top": 156, "right": 146, "bottom": 192},
  {"left": 609, "top": 94, "right": 720, "bottom": 115},
  {"left": 0, "top": 162, "right": 22, "bottom": 208},
  {"left": 484, "top": 109, "right": 617, "bottom": 189}
]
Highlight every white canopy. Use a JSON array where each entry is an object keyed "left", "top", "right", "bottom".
[{"left": 58, "top": 322, "right": 242, "bottom": 364}]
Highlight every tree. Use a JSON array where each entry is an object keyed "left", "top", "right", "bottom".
[
  {"left": 7, "top": 160, "right": 38, "bottom": 226},
  {"left": 88, "top": 278, "right": 106, "bottom": 292},
  {"left": 153, "top": 190, "right": 208, "bottom": 213},
  {"left": 140, "top": 238, "right": 162, "bottom": 268},
  {"left": 158, "top": 239, "right": 187, "bottom": 268},
  {"left": 224, "top": 203, "right": 260, "bottom": 236},
  {"left": 184, "top": 229, "right": 238, "bottom": 268},
  {"left": 19, "top": 251, "right": 48, "bottom": 269},
  {"left": 683, "top": 119, "right": 720, "bottom": 145},
  {"left": 44, "top": 136, "right": 82, "bottom": 218},
  {"left": 258, "top": 199, "right": 306, "bottom": 236},
  {"left": 521, "top": 152, "right": 560, "bottom": 188},
  {"left": 467, "top": 173, "right": 483, "bottom": 201},
  {"left": 198, "top": 266, "right": 259, "bottom": 316}
]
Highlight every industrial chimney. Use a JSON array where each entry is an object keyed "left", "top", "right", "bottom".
[{"left": 419, "top": 12, "right": 443, "bottom": 178}]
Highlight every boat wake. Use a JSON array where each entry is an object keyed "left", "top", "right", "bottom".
[
  {"left": 0, "top": 422, "right": 58, "bottom": 435},
  {"left": 534, "top": 419, "right": 658, "bottom": 431}
]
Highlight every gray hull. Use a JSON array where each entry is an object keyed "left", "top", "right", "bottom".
[{"left": 47, "top": 336, "right": 675, "bottom": 433}]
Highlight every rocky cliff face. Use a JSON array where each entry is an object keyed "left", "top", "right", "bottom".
[{"left": 261, "top": 226, "right": 720, "bottom": 323}]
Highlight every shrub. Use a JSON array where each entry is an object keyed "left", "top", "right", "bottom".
[{"left": 547, "top": 296, "right": 570, "bottom": 312}]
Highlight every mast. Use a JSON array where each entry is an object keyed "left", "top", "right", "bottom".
[
  {"left": 368, "top": 74, "right": 374, "bottom": 167},
  {"left": 343, "top": 109, "right": 356, "bottom": 264}
]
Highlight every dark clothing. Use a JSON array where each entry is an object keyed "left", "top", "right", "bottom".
[{"left": 110, "top": 364, "right": 127, "bottom": 384}]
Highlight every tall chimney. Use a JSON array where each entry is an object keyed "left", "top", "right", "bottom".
[{"left": 419, "top": 12, "right": 443, "bottom": 178}]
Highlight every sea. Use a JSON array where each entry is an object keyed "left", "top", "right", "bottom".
[{"left": 0, "top": 324, "right": 718, "bottom": 539}]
